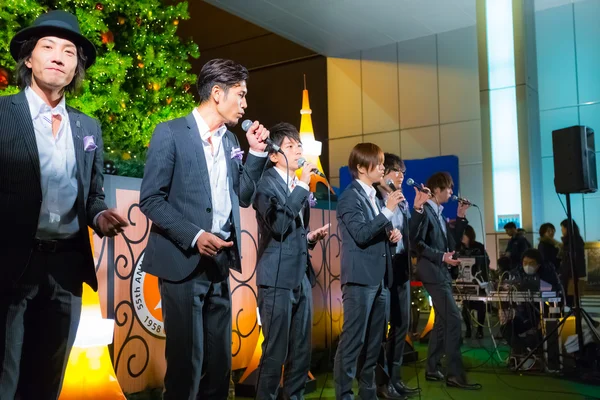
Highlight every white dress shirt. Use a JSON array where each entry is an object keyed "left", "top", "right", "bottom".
[
  {"left": 383, "top": 191, "right": 407, "bottom": 254},
  {"left": 355, "top": 179, "right": 393, "bottom": 220},
  {"left": 192, "top": 108, "right": 232, "bottom": 243},
  {"left": 191, "top": 109, "right": 267, "bottom": 246},
  {"left": 273, "top": 166, "right": 310, "bottom": 194},
  {"left": 25, "top": 87, "right": 79, "bottom": 239}
]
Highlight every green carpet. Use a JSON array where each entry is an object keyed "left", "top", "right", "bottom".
[
  {"left": 127, "top": 340, "right": 599, "bottom": 400},
  {"left": 235, "top": 341, "right": 598, "bottom": 400}
]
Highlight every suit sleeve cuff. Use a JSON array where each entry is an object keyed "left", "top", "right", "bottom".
[
  {"left": 297, "top": 181, "right": 310, "bottom": 192},
  {"left": 192, "top": 229, "right": 205, "bottom": 247},
  {"left": 381, "top": 208, "right": 394, "bottom": 220},
  {"left": 249, "top": 149, "right": 268, "bottom": 158},
  {"left": 93, "top": 210, "right": 106, "bottom": 228}
]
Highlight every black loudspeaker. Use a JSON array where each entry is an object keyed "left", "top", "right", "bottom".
[{"left": 552, "top": 125, "right": 597, "bottom": 194}]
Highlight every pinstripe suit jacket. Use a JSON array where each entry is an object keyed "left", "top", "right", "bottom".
[
  {"left": 0, "top": 91, "right": 108, "bottom": 291},
  {"left": 139, "top": 113, "right": 267, "bottom": 282},
  {"left": 253, "top": 167, "right": 316, "bottom": 289}
]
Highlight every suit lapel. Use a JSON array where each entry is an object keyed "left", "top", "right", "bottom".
[
  {"left": 186, "top": 113, "right": 212, "bottom": 206},
  {"left": 425, "top": 202, "right": 449, "bottom": 249},
  {"left": 352, "top": 181, "right": 376, "bottom": 221},
  {"left": 13, "top": 92, "right": 41, "bottom": 183},
  {"left": 270, "top": 168, "right": 305, "bottom": 226},
  {"left": 68, "top": 109, "right": 85, "bottom": 185}
]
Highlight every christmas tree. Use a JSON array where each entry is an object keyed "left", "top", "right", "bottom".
[{"left": 0, "top": 0, "right": 199, "bottom": 177}]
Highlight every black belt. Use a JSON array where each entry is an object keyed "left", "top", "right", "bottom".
[{"left": 33, "top": 237, "right": 83, "bottom": 253}]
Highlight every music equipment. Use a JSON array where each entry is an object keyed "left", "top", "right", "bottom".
[{"left": 552, "top": 125, "right": 597, "bottom": 194}]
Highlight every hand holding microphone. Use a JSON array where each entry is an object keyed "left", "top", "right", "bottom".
[
  {"left": 452, "top": 195, "right": 474, "bottom": 217},
  {"left": 299, "top": 158, "right": 317, "bottom": 185},
  {"left": 241, "top": 119, "right": 274, "bottom": 153},
  {"left": 298, "top": 157, "right": 326, "bottom": 178}
]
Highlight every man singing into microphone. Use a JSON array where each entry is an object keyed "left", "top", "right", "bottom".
[
  {"left": 252, "top": 122, "right": 329, "bottom": 399},
  {"left": 140, "top": 58, "right": 270, "bottom": 399},
  {"left": 410, "top": 172, "right": 481, "bottom": 390},
  {"left": 334, "top": 143, "right": 403, "bottom": 400},
  {"left": 374, "top": 154, "right": 420, "bottom": 398}
]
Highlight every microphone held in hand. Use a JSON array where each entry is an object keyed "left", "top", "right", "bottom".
[
  {"left": 451, "top": 195, "right": 477, "bottom": 207},
  {"left": 385, "top": 179, "right": 397, "bottom": 192},
  {"left": 298, "top": 157, "right": 326, "bottom": 177},
  {"left": 406, "top": 178, "right": 427, "bottom": 193},
  {"left": 241, "top": 119, "right": 282, "bottom": 153}
]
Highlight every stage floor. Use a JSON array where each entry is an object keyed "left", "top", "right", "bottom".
[{"left": 126, "top": 318, "right": 599, "bottom": 400}]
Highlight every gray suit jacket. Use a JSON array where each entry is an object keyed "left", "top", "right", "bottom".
[
  {"left": 337, "top": 180, "right": 394, "bottom": 287},
  {"left": 253, "top": 167, "right": 316, "bottom": 289},
  {"left": 139, "top": 113, "right": 266, "bottom": 282},
  {"left": 0, "top": 91, "right": 108, "bottom": 290},
  {"left": 409, "top": 202, "right": 468, "bottom": 284}
]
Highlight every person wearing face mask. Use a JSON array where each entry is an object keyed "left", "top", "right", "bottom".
[{"left": 500, "top": 248, "right": 560, "bottom": 357}]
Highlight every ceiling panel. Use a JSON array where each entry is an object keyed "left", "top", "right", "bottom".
[{"left": 204, "top": 0, "right": 586, "bottom": 55}]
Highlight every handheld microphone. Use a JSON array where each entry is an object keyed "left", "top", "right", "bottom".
[
  {"left": 241, "top": 119, "right": 283, "bottom": 153},
  {"left": 451, "top": 195, "right": 476, "bottom": 207},
  {"left": 298, "top": 157, "right": 326, "bottom": 177},
  {"left": 406, "top": 178, "right": 427, "bottom": 193},
  {"left": 385, "top": 179, "right": 397, "bottom": 192}
]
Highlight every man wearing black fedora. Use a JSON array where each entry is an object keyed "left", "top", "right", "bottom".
[{"left": 0, "top": 10, "right": 127, "bottom": 399}]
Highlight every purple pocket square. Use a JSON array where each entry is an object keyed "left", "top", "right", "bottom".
[
  {"left": 83, "top": 135, "right": 98, "bottom": 152},
  {"left": 230, "top": 147, "right": 244, "bottom": 160}
]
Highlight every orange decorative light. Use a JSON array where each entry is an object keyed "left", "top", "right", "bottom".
[{"left": 59, "top": 229, "right": 125, "bottom": 399}]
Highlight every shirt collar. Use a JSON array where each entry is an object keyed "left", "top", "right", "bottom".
[
  {"left": 356, "top": 179, "right": 376, "bottom": 199},
  {"left": 192, "top": 108, "right": 227, "bottom": 142},
  {"left": 274, "top": 166, "right": 297, "bottom": 189},
  {"left": 25, "top": 86, "right": 66, "bottom": 120},
  {"left": 427, "top": 199, "right": 444, "bottom": 215}
]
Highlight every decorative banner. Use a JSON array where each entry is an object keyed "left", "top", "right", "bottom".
[{"left": 93, "top": 176, "right": 342, "bottom": 393}]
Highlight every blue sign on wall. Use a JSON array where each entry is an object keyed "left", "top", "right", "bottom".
[{"left": 497, "top": 214, "right": 521, "bottom": 229}]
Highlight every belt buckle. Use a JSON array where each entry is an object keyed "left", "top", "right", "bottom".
[{"left": 38, "top": 239, "right": 59, "bottom": 252}]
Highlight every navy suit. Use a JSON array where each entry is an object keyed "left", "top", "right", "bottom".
[
  {"left": 139, "top": 113, "right": 266, "bottom": 400},
  {"left": 334, "top": 180, "right": 394, "bottom": 400},
  {"left": 409, "top": 202, "right": 468, "bottom": 380},
  {"left": 253, "top": 167, "right": 316, "bottom": 399},
  {"left": 0, "top": 91, "right": 108, "bottom": 399},
  {"left": 375, "top": 193, "right": 412, "bottom": 388}
]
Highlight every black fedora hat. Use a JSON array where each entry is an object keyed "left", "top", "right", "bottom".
[{"left": 10, "top": 10, "right": 96, "bottom": 69}]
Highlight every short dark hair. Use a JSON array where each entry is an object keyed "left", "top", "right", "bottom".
[
  {"left": 426, "top": 172, "right": 453, "bottom": 192},
  {"left": 16, "top": 37, "right": 87, "bottom": 93},
  {"left": 196, "top": 59, "right": 248, "bottom": 104},
  {"left": 268, "top": 122, "right": 301, "bottom": 155},
  {"left": 504, "top": 222, "right": 517, "bottom": 230},
  {"left": 464, "top": 225, "right": 476, "bottom": 243},
  {"left": 539, "top": 222, "right": 555, "bottom": 237},
  {"left": 522, "top": 248, "right": 542, "bottom": 265},
  {"left": 348, "top": 143, "right": 383, "bottom": 179},
  {"left": 383, "top": 153, "right": 405, "bottom": 175}
]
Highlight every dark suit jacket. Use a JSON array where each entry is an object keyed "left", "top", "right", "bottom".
[
  {"left": 0, "top": 91, "right": 108, "bottom": 290},
  {"left": 376, "top": 189, "right": 411, "bottom": 285},
  {"left": 253, "top": 168, "right": 316, "bottom": 289},
  {"left": 409, "top": 202, "right": 468, "bottom": 284},
  {"left": 337, "top": 180, "right": 394, "bottom": 287},
  {"left": 139, "top": 113, "right": 266, "bottom": 282}
]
